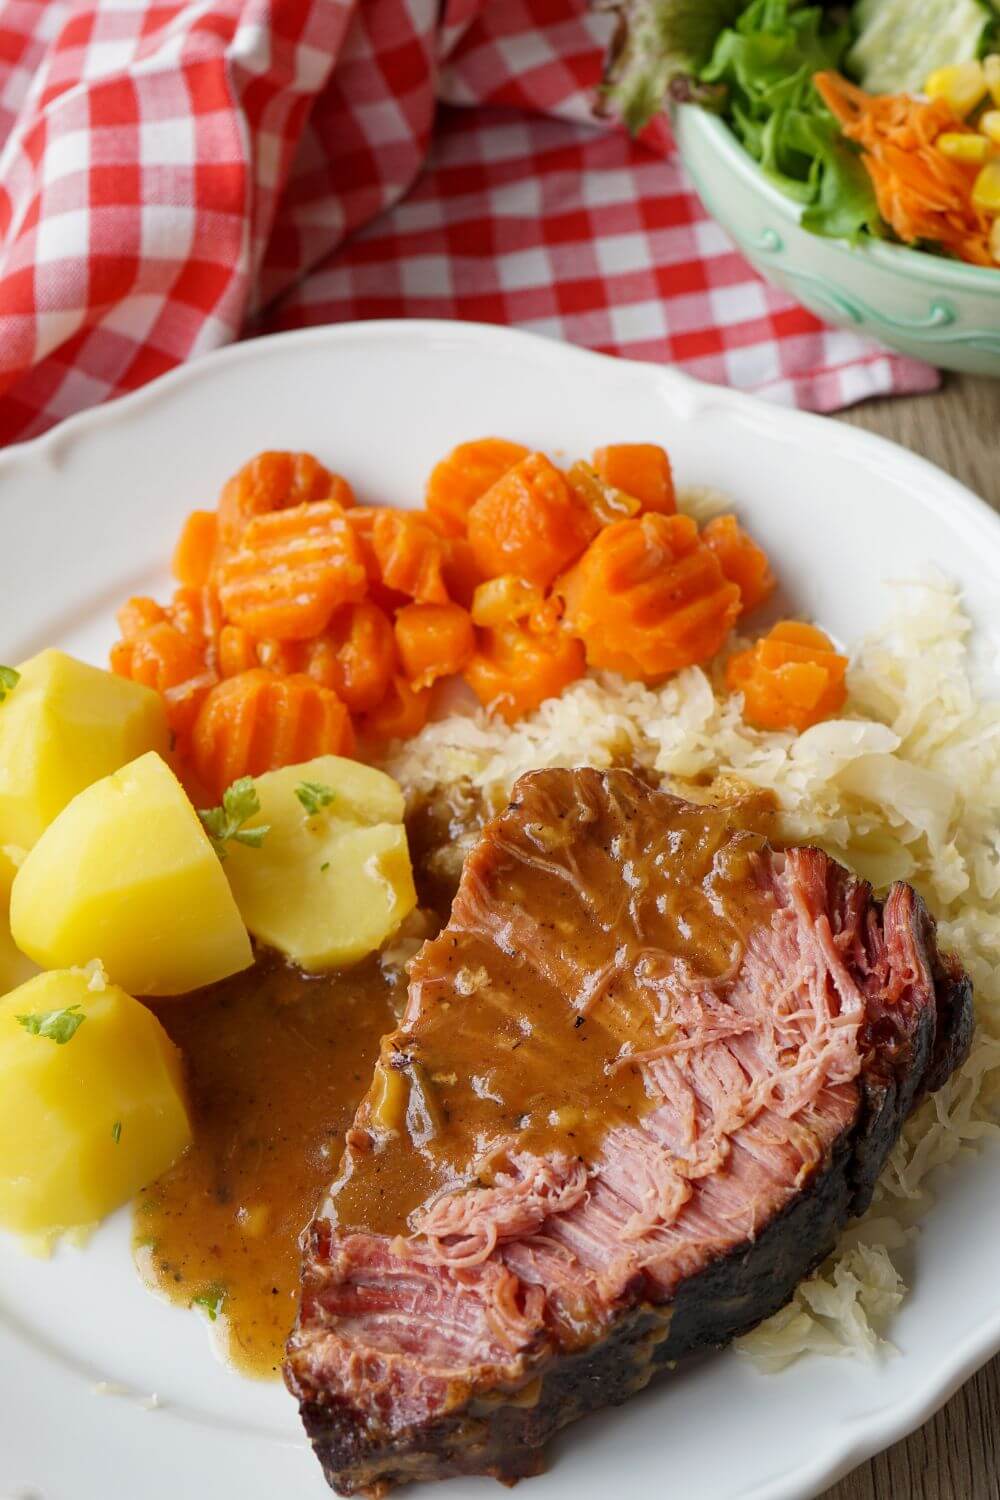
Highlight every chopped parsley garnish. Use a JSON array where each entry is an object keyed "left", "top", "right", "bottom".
[
  {"left": 111, "top": 1120, "right": 122, "bottom": 1144},
  {"left": 320, "top": 861, "right": 330, "bottom": 872},
  {"left": 191, "top": 1284, "right": 227, "bottom": 1322},
  {"left": 16, "top": 1003, "right": 85, "bottom": 1044},
  {"left": 198, "top": 777, "right": 269, "bottom": 860},
  {"left": 296, "top": 781, "right": 336, "bottom": 816},
  {"left": 0, "top": 665, "right": 19, "bottom": 704}
]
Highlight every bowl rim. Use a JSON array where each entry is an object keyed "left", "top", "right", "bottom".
[{"left": 677, "top": 104, "right": 1000, "bottom": 293}]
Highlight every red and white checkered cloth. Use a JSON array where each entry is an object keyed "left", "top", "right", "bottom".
[{"left": 0, "top": 0, "right": 938, "bottom": 446}]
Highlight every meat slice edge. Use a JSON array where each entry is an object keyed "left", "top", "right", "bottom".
[{"left": 287, "top": 769, "right": 973, "bottom": 1496}]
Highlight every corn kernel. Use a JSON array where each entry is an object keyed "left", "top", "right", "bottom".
[
  {"left": 938, "top": 132, "right": 990, "bottom": 163},
  {"left": 926, "top": 61, "right": 988, "bottom": 117},
  {"left": 972, "top": 160, "right": 1000, "bottom": 213},
  {"left": 985, "top": 55, "right": 1000, "bottom": 107},
  {"left": 991, "top": 218, "right": 1000, "bottom": 265},
  {"left": 981, "top": 110, "right": 1000, "bottom": 146}
]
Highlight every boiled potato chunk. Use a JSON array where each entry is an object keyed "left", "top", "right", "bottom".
[
  {"left": 11, "top": 752, "right": 252, "bottom": 995},
  {"left": 0, "top": 649, "right": 169, "bottom": 850},
  {"left": 0, "top": 969, "right": 191, "bottom": 1235},
  {"left": 224, "top": 755, "right": 416, "bottom": 970},
  {"left": 0, "top": 845, "right": 37, "bottom": 994}
]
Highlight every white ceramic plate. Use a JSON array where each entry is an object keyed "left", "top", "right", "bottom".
[{"left": 2, "top": 322, "right": 1000, "bottom": 1500}]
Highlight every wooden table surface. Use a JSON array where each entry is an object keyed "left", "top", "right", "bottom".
[{"left": 818, "top": 373, "right": 1000, "bottom": 1500}]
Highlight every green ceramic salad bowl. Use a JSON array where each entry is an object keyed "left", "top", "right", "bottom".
[{"left": 674, "top": 104, "right": 1000, "bottom": 377}]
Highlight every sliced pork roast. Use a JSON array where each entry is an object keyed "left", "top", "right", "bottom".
[{"left": 287, "top": 768, "right": 973, "bottom": 1496}]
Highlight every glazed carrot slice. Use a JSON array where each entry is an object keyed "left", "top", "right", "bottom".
[
  {"left": 556, "top": 512, "right": 741, "bottom": 681},
  {"left": 465, "top": 622, "right": 585, "bottom": 723},
  {"left": 217, "top": 451, "right": 350, "bottom": 550},
  {"left": 168, "top": 585, "right": 223, "bottom": 655},
  {"left": 256, "top": 639, "right": 306, "bottom": 674},
  {"left": 591, "top": 444, "right": 676, "bottom": 515},
  {"left": 216, "top": 500, "right": 367, "bottom": 640},
  {"left": 172, "top": 510, "right": 218, "bottom": 587},
  {"left": 395, "top": 602, "right": 475, "bottom": 690},
  {"left": 192, "top": 669, "right": 355, "bottom": 797},
  {"left": 467, "top": 453, "right": 598, "bottom": 588},
  {"left": 425, "top": 438, "right": 530, "bottom": 537},
  {"left": 111, "top": 621, "right": 208, "bottom": 694},
  {"left": 342, "top": 507, "right": 409, "bottom": 614},
  {"left": 372, "top": 510, "right": 450, "bottom": 605},
  {"left": 726, "top": 621, "right": 847, "bottom": 733},
  {"left": 362, "top": 674, "right": 432, "bottom": 743},
  {"left": 305, "top": 602, "right": 398, "bottom": 714},
  {"left": 162, "top": 673, "right": 217, "bottom": 739},
  {"left": 701, "top": 514, "right": 775, "bottom": 616},
  {"left": 111, "top": 618, "right": 217, "bottom": 743},
  {"left": 217, "top": 624, "right": 259, "bottom": 678},
  {"left": 117, "top": 597, "right": 167, "bottom": 640}
]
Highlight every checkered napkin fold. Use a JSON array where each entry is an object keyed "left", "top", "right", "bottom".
[{"left": 0, "top": 0, "right": 936, "bottom": 445}]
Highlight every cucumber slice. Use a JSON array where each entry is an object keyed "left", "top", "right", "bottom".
[{"left": 849, "top": 0, "right": 994, "bottom": 94}]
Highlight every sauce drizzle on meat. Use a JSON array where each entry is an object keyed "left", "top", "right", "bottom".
[{"left": 329, "top": 777, "right": 776, "bottom": 1239}]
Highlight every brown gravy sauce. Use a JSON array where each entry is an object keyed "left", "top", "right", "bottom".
[
  {"left": 330, "top": 777, "right": 776, "bottom": 1240},
  {"left": 134, "top": 956, "right": 402, "bottom": 1378}
]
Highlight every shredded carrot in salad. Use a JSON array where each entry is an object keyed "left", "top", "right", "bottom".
[
  {"left": 110, "top": 442, "right": 837, "bottom": 790},
  {"left": 814, "top": 72, "right": 994, "bottom": 267}
]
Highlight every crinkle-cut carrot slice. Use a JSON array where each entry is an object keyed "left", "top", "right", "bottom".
[
  {"left": 172, "top": 510, "right": 219, "bottom": 587},
  {"left": 371, "top": 509, "right": 450, "bottom": 604},
  {"left": 425, "top": 438, "right": 530, "bottom": 537},
  {"left": 395, "top": 602, "right": 475, "bottom": 691},
  {"left": 305, "top": 602, "right": 398, "bottom": 714},
  {"left": 216, "top": 500, "right": 367, "bottom": 641},
  {"left": 556, "top": 512, "right": 741, "bottom": 682},
  {"left": 726, "top": 621, "right": 847, "bottom": 733},
  {"left": 464, "top": 622, "right": 585, "bottom": 723},
  {"left": 110, "top": 620, "right": 208, "bottom": 694},
  {"left": 467, "top": 453, "right": 598, "bottom": 588},
  {"left": 192, "top": 669, "right": 356, "bottom": 797},
  {"left": 117, "top": 597, "right": 167, "bottom": 640},
  {"left": 701, "top": 514, "right": 775, "bottom": 616},
  {"left": 362, "top": 674, "right": 432, "bottom": 743},
  {"left": 218, "top": 624, "right": 259, "bottom": 678},
  {"left": 344, "top": 512, "right": 409, "bottom": 615},
  {"left": 217, "top": 451, "right": 351, "bottom": 549},
  {"left": 591, "top": 444, "right": 676, "bottom": 515}
]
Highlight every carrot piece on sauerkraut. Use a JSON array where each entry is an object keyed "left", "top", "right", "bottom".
[{"left": 727, "top": 621, "right": 847, "bottom": 733}]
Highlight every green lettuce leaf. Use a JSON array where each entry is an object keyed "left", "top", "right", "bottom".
[{"left": 700, "top": 0, "right": 880, "bottom": 239}]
